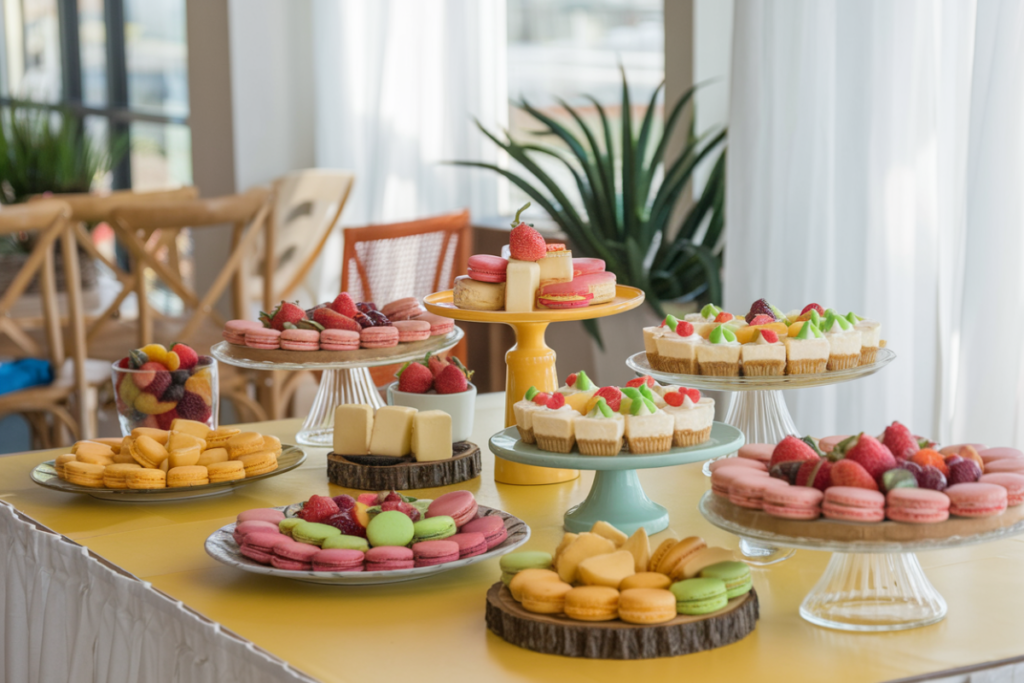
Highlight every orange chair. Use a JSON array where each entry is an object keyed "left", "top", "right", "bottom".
[{"left": 341, "top": 211, "right": 471, "bottom": 386}]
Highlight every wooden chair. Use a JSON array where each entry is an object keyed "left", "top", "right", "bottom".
[
  {"left": 0, "top": 200, "right": 104, "bottom": 446},
  {"left": 341, "top": 210, "right": 472, "bottom": 387}
]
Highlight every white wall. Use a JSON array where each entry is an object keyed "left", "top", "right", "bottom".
[{"left": 693, "top": 0, "right": 732, "bottom": 192}]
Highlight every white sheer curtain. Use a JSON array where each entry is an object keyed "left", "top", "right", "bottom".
[{"left": 726, "top": 0, "right": 1024, "bottom": 447}]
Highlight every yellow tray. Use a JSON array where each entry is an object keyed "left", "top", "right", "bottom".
[{"left": 424, "top": 285, "right": 645, "bottom": 485}]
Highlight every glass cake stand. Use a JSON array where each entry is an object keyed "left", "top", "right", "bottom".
[
  {"left": 626, "top": 348, "right": 897, "bottom": 563},
  {"left": 424, "top": 285, "right": 646, "bottom": 486},
  {"left": 700, "top": 491, "right": 1024, "bottom": 631},
  {"left": 489, "top": 422, "right": 744, "bottom": 535},
  {"left": 210, "top": 328, "right": 463, "bottom": 448}
]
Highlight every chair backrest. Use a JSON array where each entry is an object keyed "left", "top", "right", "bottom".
[
  {"left": 260, "top": 169, "right": 355, "bottom": 303},
  {"left": 341, "top": 210, "right": 472, "bottom": 305},
  {"left": 35, "top": 186, "right": 200, "bottom": 223}
]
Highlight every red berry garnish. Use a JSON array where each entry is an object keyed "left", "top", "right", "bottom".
[
  {"left": 532, "top": 391, "right": 552, "bottom": 405},
  {"left": 594, "top": 386, "right": 622, "bottom": 411},
  {"left": 626, "top": 375, "right": 655, "bottom": 388},
  {"left": 566, "top": 373, "right": 577, "bottom": 387},
  {"left": 298, "top": 494, "right": 340, "bottom": 523},
  {"left": 684, "top": 388, "right": 701, "bottom": 403},
  {"left": 660, "top": 318, "right": 667, "bottom": 328},
  {"left": 760, "top": 329, "right": 779, "bottom": 343},
  {"left": 713, "top": 312, "right": 733, "bottom": 323},
  {"left": 749, "top": 314, "right": 775, "bottom": 326},
  {"left": 547, "top": 393, "right": 566, "bottom": 409},
  {"left": 663, "top": 391, "right": 684, "bottom": 407},
  {"left": 676, "top": 321, "right": 694, "bottom": 337},
  {"left": 801, "top": 303, "right": 825, "bottom": 316}
]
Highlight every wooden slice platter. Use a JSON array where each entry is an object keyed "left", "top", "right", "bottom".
[
  {"left": 485, "top": 582, "right": 758, "bottom": 659},
  {"left": 327, "top": 442, "right": 482, "bottom": 490}
]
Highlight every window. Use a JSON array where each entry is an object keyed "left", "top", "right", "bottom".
[
  {"left": 0, "top": 0, "right": 191, "bottom": 190},
  {"left": 506, "top": 0, "right": 664, "bottom": 215}
]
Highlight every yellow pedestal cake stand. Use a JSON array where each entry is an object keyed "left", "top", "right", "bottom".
[{"left": 423, "top": 285, "right": 645, "bottom": 485}]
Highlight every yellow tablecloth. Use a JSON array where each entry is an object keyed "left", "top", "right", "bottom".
[{"left": 2, "top": 392, "right": 1024, "bottom": 682}]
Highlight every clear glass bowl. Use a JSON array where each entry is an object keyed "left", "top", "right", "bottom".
[{"left": 110, "top": 358, "right": 218, "bottom": 435}]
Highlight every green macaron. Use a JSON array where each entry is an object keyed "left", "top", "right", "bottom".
[
  {"left": 322, "top": 534, "right": 370, "bottom": 552},
  {"left": 412, "top": 515, "right": 456, "bottom": 543},
  {"left": 279, "top": 517, "right": 304, "bottom": 537},
  {"left": 292, "top": 521, "right": 342, "bottom": 546},
  {"left": 366, "top": 510, "right": 415, "bottom": 547},
  {"left": 499, "top": 551, "right": 554, "bottom": 585},
  {"left": 671, "top": 578, "right": 728, "bottom": 615},
  {"left": 699, "top": 561, "right": 752, "bottom": 599}
]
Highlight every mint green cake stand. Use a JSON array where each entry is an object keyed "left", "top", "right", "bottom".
[{"left": 488, "top": 422, "right": 744, "bottom": 535}]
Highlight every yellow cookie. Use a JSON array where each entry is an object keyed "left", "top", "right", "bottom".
[
  {"left": 564, "top": 586, "right": 620, "bottom": 622},
  {"left": 64, "top": 461, "right": 105, "bottom": 488},
  {"left": 555, "top": 532, "right": 616, "bottom": 584},
  {"left": 197, "top": 448, "right": 229, "bottom": 467},
  {"left": 169, "top": 418, "right": 211, "bottom": 439},
  {"left": 207, "top": 460, "right": 245, "bottom": 483},
  {"left": 227, "top": 432, "right": 265, "bottom": 459},
  {"left": 130, "top": 435, "right": 169, "bottom": 469},
  {"left": 520, "top": 580, "right": 573, "bottom": 615},
  {"left": 204, "top": 427, "right": 240, "bottom": 449},
  {"left": 131, "top": 427, "right": 169, "bottom": 445},
  {"left": 102, "top": 463, "right": 142, "bottom": 489},
  {"left": 167, "top": 446, "right": 201, "bottom": 469},
  {"left": 509, "top": 569, "right": 561, "bottom": 602},
  {"left": 236, "top": 450, "right": 277, "bottom": 477},
  {"left": 126, "top": 468, "right": 166, "bottom": 489},
  {"left": 578, "top": 550, "right": 636, "bottom": 588},
  {"left": 54, "top": 453, "right": 77, "bottom": 480},
  {"left": 167, "top": 465, "right": 209, "bottom": 488}
]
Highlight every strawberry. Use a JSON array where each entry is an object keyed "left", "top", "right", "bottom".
[
  {"left": 769, "top": 436, "right": 820, "bottom": 469},
  {"left": 547, "top": 393, "right": 566, "bottom": 409},
  {"left": 434, "top": 365, "right": 467, "bottom": 394},
  {"left": 830, "top": 459, "right": 879, "bottom": 490},
  {"left": 312, "top": 307, "right": 361, "bottom": 331},
  {"left": 397, "top": 362, "right": 434, "bottom": 393},
  {"left": 749, "top": 314, "right": 775, "bottom": 326},
  {"left": 626, "top": 375, "right": 655, "bottom": 388},
  {"left": 676, "top": 321, "right": 694, "bottom": 337},
  {"left": 508, "top": 203, "right": 546, "bottom": 261},
  {"left": 298, "top": 494, "right": 339, "bottom": 523},
  {"left": 176, "top": 391, "right": 211, "bottom": 422},
  {"left": 759, "top": 329, "right": 779, "bottom": 343},
  {"left": 332, "top": 494, "right": 357, "bottom": 510},
  {"left": 357, "top": 493, "right": 379, "bottom": 506},
  {"left": 268, "top": 301, "right": 307, "bottom": 330},
  {"left": 169, "top": 342, "right": 198, "bottom": 370},
  {"left": 745, "top": 298, "right": 776, "bottom": 324},
  {"left": 566, "top": 373, "right": 577, "bottom": 387},
  {"left": 713, "top": 312, "right": 734, "bottom": 323},
  {"left": 594, "top": 386, "right": 622, "bottom": 411},
  {"left": 882, "top": 421, "right": 919, "bottom": 460},
  {"left": 801, "top": 303, "right": 825, "bottom": 316},
  {"left": 663, "top": 391, "right": 684, "bottom": 407},
  {"left": 425, "top": 353, "right": 449, "bottom": 378},
  {"left": 155, "top": 408, "right": 179, "bottom": 431},
  {"left": 323, "top": 509, "right": 366, "bottom": 537},
  {"left": 134, "top": 361, "right": 172, "bottom": 396},
  {"left": 330, "top": 292, "right": 359, "bottom": 318},
  {"left": 683, "top": 388, "right": 701, "bottom": 403},
  {"left": 532, "top": 392, "right": 552, "bottom": 405},
  {"left": 117, "top": 357, "right": 130, "bottom": 369},
  {"left": 795, "top": 459, "right": 833, "bottom": 491},
  {"left": 844, "top": 433, "right": 897, "bottom": 481}
]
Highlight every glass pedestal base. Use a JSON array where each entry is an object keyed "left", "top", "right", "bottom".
[
  {"left": 799, "top": 552, "right": 947, "bottom": 631},
  {"left": 563, "top": 469, "right": 670, "bottom": 536},
  {"left": 296, "top": 368, "right": 385, "bottom": 447}
]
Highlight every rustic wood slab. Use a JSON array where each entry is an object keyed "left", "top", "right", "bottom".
[
  {"left": 485, "top": 582, "right": 758, "bottom": 659},
  {"left": 327, "top": 442, "right": 481, "bottom": 490}
]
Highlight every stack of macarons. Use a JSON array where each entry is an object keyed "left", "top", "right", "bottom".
[
  {"left": 499, "top": 520, "right": 754, "bottom": 624},
  {"left": 231, "top": 489, "right": 510, "bottom": 574}
]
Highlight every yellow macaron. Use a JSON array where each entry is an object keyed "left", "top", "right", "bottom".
[
  {"left": 72, "top": 441, "right": 115, "bottom": 459},
  {"left": 131, "top": 427, "right": 169, "bottom": 445},
  {"left": 655, "top": 537, "right": 707, "bottom": 580},
  {"left": 509, "top": 568, "right": 561, "bottom": 602},
  {"left": 169, "top": 418, "right": 211, "bottom": 439},
  {"left": 167, "top": 465, "right": 209, "bottom": 488},
  {"left": 130, "top": 435, "right": 169, "bottom": 469},
  {"left": 167, "top": 446, "right": 202, "bottom": 469},
  {"left": 197, "top": 448, "right": 229, "bottom": 467},
  {"left": 648, "top": 537, "right": 678, "bottom": 572},
  {"left": 102, "top": 463, "right": 142, "bottom": 489},
  {"left": 236, "top": 450, "right": 277, "bottom": 477},
  {"left": 64, "top": 461, "right": 106, "bottom": 488},
  {"left": 227, "top": 432, "right": 265, "bottom": 459},
  {"left": 204, "top": 427, "right": 241, "bottom": 449},
  {"left": 76, "top": 451, "right": 114, "bottom": 467},
  {"left": 618, "top": 588, "right": 677, "bottom": 624},
  {"left": 520, "top": 580, "right": 574, "bottom": 615},
  {"left": 564, "top": 586, "right": 620, "bottom": 621},
  {"left": 620, "top": 572, "right": 673, "bottom": 591},
  {"left": 167, "top": 431, "right": 207, "bottom": 453},
  {"left": 207, "top": 460, "right": 245, "bottom": 483},
  {"left": 91, "top": 436, "right": 124, "bottom": 453},
  {"left": 261, "top": 434, "right": 282, "bottom": 454},
  {"left": 126, "top": 468, "right": 166, "bottom": 489},
  {"left": 54, "top": 453, "right": 77, "bottom": 480}
]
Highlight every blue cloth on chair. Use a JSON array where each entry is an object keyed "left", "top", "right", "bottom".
[{"left": 0, "top": 359, "right": 54, "bottom": 395}]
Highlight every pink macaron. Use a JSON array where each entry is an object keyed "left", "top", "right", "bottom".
[
  {"left": 415, "top": 313, "right": 455, "bottom": 337},
  {"left": 885, "top": 488, "right": 950, "bottom": 524},
  {"left": 449, "top": 532, "right": 487, "bottom": 559},
  {"left": 818, "top": 435, "right": 852, "bottom": 454},
  {"left": 312, "top": 548, "right": 365, "bottom": 572},
  {"left": 233, "top": 520, "right": 281, "bottom": 544},
  {"left": 272, "top": 540, "right": 319, "bottom": 570},
  {"left": 763, "top": 485, "right": 824, "bottom": 520},
  {"left": 572, "top": 258, "right": 605, "bottom": 276},
  {"left": 412, "top": 540, "right": 461, "bottom": 567},
  {"left": 239, "top": 532, "right": 289, "bottom": 564},
  {"left": 710, "top": 466, "right": 768, "bottom": 498},
  {"left": 245, "top": 327, "right": 281, "bottom": 350},
  {"left": 237, "top": 508, "right": 286, "bottom": 525},
  {"left": 983, "top": 459, "right": 1024, "bottom": 475},
  {"left": 822, "top": 487, "right": 886, "bottom": 523},
  {"left": 382, "top": 297, "right": 425, "bottom": 321},
  {"left": 708, "top": 457, "right": 768, "bottom": 474},
  {"left": 319, "top": 329, "right": 361, "bottom": 351},
  {"left": 392, "top": 319, "right": 431, "bottom": 342},
  {"left": 979, "top": 447, "right": 1024, "bottom": 464},
  {"left": 737, "top": 443, "right": 774, "bottom": 463},
  {"left": 729, "top": 475, "right": 789, "bottom": 509},
  {"left": 979, "top": 473, "right": 1024, "bottom": 506},
  {"left": 946, "top": 482, "right": 1008, "bottom": 518},
  {"left": 461, "top": 515, "right": 507, "bottom": 550},
  {"left": 427, "top": 490, "right": 479, "bottom": 528},
  {"left": 360, "top": 326, "right": 399, "bottom": 349},
  {"left": 280, "top": 328, "right": 321, "bottom": 351},
  {"left": 365, "top": 546, "right": 415, "bottom": 571},
  {"left": 940, "top": 443, "right": 988, "bottom": 456},
  {"left": 223, "top": 319, "right": 263, "bottom": 345},
  {"left": 467, "top": 254, "right": 509, "bottom": 283}
]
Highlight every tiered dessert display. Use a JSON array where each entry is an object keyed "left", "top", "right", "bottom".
[
  {"left": 205, "top": 489, "right": 529, "bottom": 585},
  {"left": 626, "top": 301, "right": 896, "bottom": 561},
  {"left": 423, "top": 206, "right": 646, "bottom": 485},
  {"left": 485, "top": 521, "right": 758, "bottom": 659},
  {"left": 701, "top": 431, "right": 1024, "bottom": 631},
  {"left": 489, "top": 375, "right": 743, "bottom": 533},
  {"left": 211, "top": 293, "right": 464, "bottom": 447}
]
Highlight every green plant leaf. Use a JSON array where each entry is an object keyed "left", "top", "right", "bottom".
[{"left": 583, "top": 95, "right": 619, "bottom": 238}]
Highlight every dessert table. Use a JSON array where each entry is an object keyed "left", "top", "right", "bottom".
[{"left": 2, "top": 393, "right": 1024, "bottom": 682}]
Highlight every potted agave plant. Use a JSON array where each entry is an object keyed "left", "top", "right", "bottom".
[
  {"left": 0, "top": 101, "right": 127, "bottom": 293},
  {"left": 455, "top": 70, "right": 726, "bottom": 361}
]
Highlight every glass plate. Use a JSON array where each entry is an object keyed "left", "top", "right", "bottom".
[
  {"left": 625, "top": 348, "right": 896, "bottom": 391},
  {"left": 30, "top": 445, "right": 307, "bottom": 502},
  {"left": 205, "top": 504, "right": 529, "bottom": 585}
]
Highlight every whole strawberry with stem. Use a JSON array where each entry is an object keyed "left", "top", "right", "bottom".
[
  {"left": 262, "top": 301, "right": 307, "bottom": 330},
  {"left": 312, "top": 307, "right": 361, "bottom": 331},
  {"left": 434, "top": 356, "right": 475, "bottom": 394},
  {"left": 882, "top": 421, "right": 920, "bottom": 460},
  {"left": 844, "top": 433, "right": 897, "bottom": 482},
  {"left": 298, "top": 494, "right": 339, "bottom": 523},
  {"left": 330, "top": 292, "right": 360, "bottom": 318},
  {"left": 769, "top": 435, "right": 820, "bottom": 469},
  {"left": 397, "top": 361, "right": 434, "bottom": 393},
  {"left": 508, "top": 202, "right": 546, "bottom": 261}
]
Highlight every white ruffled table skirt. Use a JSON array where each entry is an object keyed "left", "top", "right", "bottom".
[{"left": 0, "top": 502, "right": 314, "bottom": 683}]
